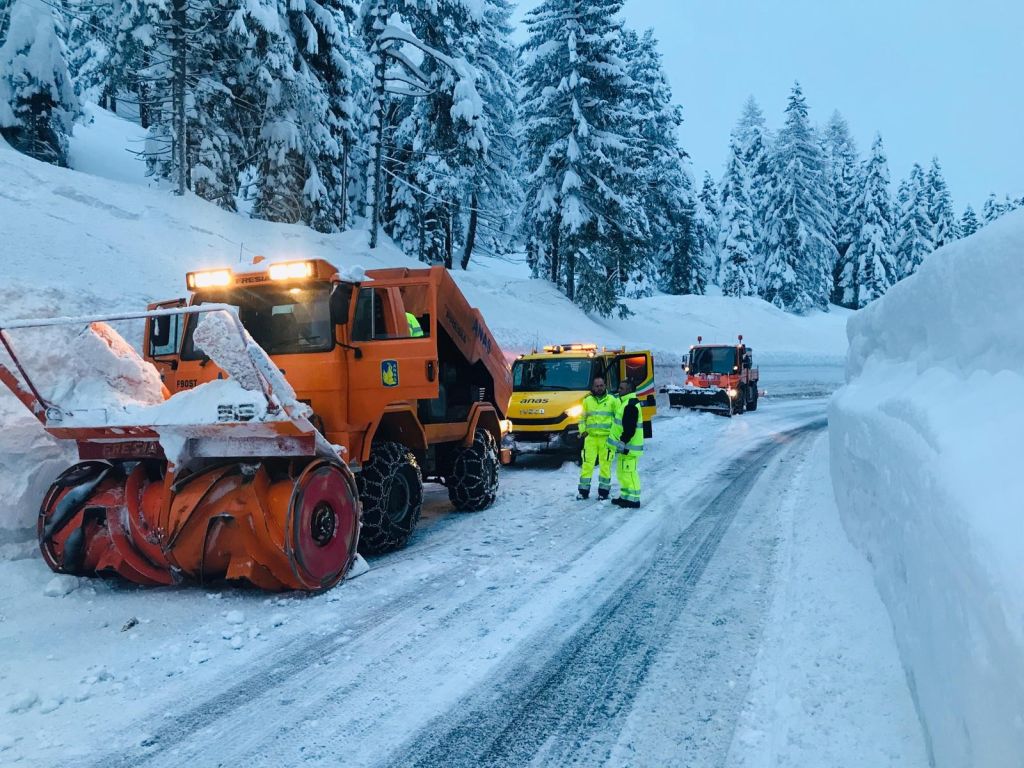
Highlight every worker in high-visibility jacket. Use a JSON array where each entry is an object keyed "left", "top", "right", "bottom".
[
  {"left": 577, "top": 376, "right": 616, "bottom": 500},
  {"left": 607, "top": 379, "right": 643, "bottom": 508},
  {"left": 406, "top": 312, "right": 425, "bottom": 338}
]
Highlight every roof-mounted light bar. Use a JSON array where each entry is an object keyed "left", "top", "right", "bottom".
[
  {"left": 268, "top": 260, "right": 315, "bottom": 281},
  {"left": 186, "top": 269, "right": 232, "bottom": 290},
  {"left": 542, "top": 343, "right": 598, "bottom": 354}
]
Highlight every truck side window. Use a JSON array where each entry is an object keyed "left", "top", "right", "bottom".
[
  {"left": 623, "top": 355, "right": 649, "bottom": 387},
  {"left": 352, "top": 288, "right": 389, "bottom": 341},
  {"left": 149, "top": 314, "right": 182, "bottom": 357}
]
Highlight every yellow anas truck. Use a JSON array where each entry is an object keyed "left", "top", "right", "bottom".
[{"left": 504, "top": 344, "right": 656, "bottom": 462}]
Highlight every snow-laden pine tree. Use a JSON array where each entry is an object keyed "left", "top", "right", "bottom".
[
  {"left": 519, "top": 0, "right": 649, "bottom": 315},
  {"left": 821, "top": 111, "right": 860, "bottom": 274},
  {"left": 960, "top": 204, "right": 980, "bottom": 237},
  {"left": 836, "top": 134, "right": 896, "bottom": 308},
  {"left": 697, "top": 172, "right": 720, "bottom": 280},
  {"left": 925, "top": 157, "right": 958, "bottom": 248},
  {"left": 0, "top": 0, "right": 81, "bottom": 166},
  {"left": 759, "top": 83, "right": 835, "bottom": 312},
  {"left": 622, "top": 29, "right": 704, "bottom": 296},
  {"left": 65, "top": 0, "right": 117, "bottom": 109},
  {"left": 246, "top": 0, "right": 371, "bottom": 227},
  {"left": 894, "top": 163, "right": 932, "bottom": 279},
  {"left": 280, "top": 0, "right": 369, "bottom": 231},
  {"left": 114, "top": 0, "right": 214, "bottom": 195},
  {"left": 375, "top": 1, "right": 494, "bottom": 266},
  {"left": 734, "top": 97, "right": 773, "bottom": 279},
  {"left": 463, "top": 0, "right": 521, "bottom": 266},
  {"left": 718, "top": 136, "right": 757, "bottom": 297},
  {"left": 982, "top": 192, "right": 1019, "bottom": 223}
]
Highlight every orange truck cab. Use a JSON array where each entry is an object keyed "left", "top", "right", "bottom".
[{"left": 665, "top": 335, "right": 759, "bottom": 416}]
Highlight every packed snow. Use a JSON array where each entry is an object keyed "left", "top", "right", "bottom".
[{"left": 830, "top": 208, "right": 1024, "bottom": 768}]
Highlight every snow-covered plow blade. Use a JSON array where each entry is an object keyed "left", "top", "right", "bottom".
[
  {"left": 663, "top": 385, "right": 734, "bottom": 415},
  {"left": 0, "top": 306, "right": 361, "bottom": 592}
]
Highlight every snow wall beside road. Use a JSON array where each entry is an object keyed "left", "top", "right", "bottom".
[{"left": 830, "top": 208, "right": 1024, "bottom": 768}]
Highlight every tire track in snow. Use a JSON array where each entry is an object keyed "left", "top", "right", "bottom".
[
  {"left": 382, "top": 419, "right": 826, "bottom": 768},
  {"left": 87, "top": 454, "right": 678, "bottom": 768}
]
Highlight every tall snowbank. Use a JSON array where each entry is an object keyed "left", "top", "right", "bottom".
[{"left": 829, "top": 209, "right": 1024, "bottom": 768}]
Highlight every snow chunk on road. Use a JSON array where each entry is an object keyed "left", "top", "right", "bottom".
[
  {"left": 831, "top": 209, "right": 1024, "bottom": 768},
  {"left": 224, "top": 610, "right": 245, "bottom": 626},
  {"left": 6, "top": 691, "right": 38, "bottom": 714},
  {"left": 43, "top": 574, "right": 79, "bottom": 597}
]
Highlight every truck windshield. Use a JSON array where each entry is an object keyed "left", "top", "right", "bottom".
[
  {"left": 512, "top": 359, "right": 595, "bottom": 392},
  {"left": 181, "top": 285, "right": 333, "bottom": 359},
  {"left": 689, "top": 347, "right": 737, "bottom": 375}
]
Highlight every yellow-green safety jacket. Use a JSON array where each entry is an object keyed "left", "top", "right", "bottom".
[
  {"left": 608, "top": 392, "right": 644, "bottom": 455},
  {"left": 406, "top": 312, "right": 424, "bottom": 338},
  {"left": 580, "top": 393, "right": 615, "bottom": 437}
]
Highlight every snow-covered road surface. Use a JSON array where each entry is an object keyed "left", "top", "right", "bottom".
[{"left": 0, "top": 399, "right": 927, "bottom": 767}]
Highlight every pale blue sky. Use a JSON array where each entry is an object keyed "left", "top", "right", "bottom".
[{"left": 513, "top": 0, "right": 1023, "bottom": 211}]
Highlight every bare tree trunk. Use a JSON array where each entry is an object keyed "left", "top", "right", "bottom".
[
  {"left": 417, "top": 197, "right": 426, "bottom": 263},
  {"left": 443, "top": 208, "right": 453, "bottom": 269},
  {"left": 549, "top": 210, "right": 561, "bottom": 287},
  {"left": 368, "top": 0, "right": 389, "bottom": 249},
  {"left": 566, "top": 247, "right": 576, "bottom": 302},
  {"left": 171, "top": 0, "right": 187, "bottom": 196},
  {"left": 339, "top": 141, "right": 350, "bottom": 231},
  {"left": 460, "top": 190, "right": 478, "bottom": 270}
]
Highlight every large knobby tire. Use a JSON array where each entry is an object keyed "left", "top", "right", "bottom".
[
  {"left": 747, "top": 385, "right": 759, "bottom": 411},
  {"left": 356, "top": 442, "right": 423, "bottom": 555},
  {"left": 448, "top": 429, "right": 500, "bottom": 512}
]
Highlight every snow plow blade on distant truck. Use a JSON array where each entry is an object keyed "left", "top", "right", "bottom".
[
  {"left": 664, "top": 336, "right": 759, "bottom": 416},
  {"left": 0, "top": 260, "right": 511, "bottom": 591}
]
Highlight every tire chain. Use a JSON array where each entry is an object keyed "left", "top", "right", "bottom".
[
  {"left": 356, "top": 442, "right": 424, "bottom": 555},
  {"left": 447, "top": 429, "right": 499, "bottom": 512}
]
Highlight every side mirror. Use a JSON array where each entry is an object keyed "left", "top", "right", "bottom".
[
  {"left": 330, "top": 285, "right": 352, "bottom": 325},
  {"left": 151, "top": 316, "right": 171, "bottom": 348}
]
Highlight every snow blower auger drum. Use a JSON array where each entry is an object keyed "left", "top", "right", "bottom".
[
  {"left": 1, "top": 305, "right": 362, "bottom": 592},
  {"left": 37, "top": 457, "right": 360, "bottom": 591}
]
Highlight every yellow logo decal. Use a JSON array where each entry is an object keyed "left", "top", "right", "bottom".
[{"left": 381, "top": 360, "right": 399, "bottom": 387}]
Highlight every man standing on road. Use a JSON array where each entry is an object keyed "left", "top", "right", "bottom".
[
  {"left": 608, "top": 379, "right": 643, "bottom": 508},
  {"left": 577, "top": 376, "right": 616, "bottom": 500}
]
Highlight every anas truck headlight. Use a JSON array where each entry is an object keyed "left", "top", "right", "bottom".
[{"left": 565, "top": 404, "right": 584, "bottom": 419}]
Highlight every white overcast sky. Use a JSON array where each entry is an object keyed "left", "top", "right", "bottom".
[{"left": 512, "top": 0, "right": 1023, "bottom": 211}]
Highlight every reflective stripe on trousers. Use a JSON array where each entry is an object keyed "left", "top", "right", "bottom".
[
  {"left": 616, "top": 453, "right": 640, "bottom": 503},
  {"left": 579, "top": 434, "right": 614, "bottom": 492}
]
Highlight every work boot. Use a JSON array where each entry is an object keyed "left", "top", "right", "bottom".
[
  {"left": 576, "top": 490, "right": 590, "bottom": 500},
  {"left": 611, "top": 497, "right": 626, "bottom": 507},
  {"left": 598, "top": 490, "right": 609, "bottom": 501},
  {"left": 622, "top": 500, "right": 641, "bottom": 509}
]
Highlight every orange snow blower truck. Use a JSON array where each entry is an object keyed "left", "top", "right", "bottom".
[
  {"left": 0, "top": 260, "right": 511, "bottom": 592},
  {"left": 664, "top": 335, "right": 759, "bottom": 416}
]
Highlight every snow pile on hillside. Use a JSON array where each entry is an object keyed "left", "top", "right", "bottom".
[{"left": 830, "top": 208, "right": 1024, "bottom": 768}]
